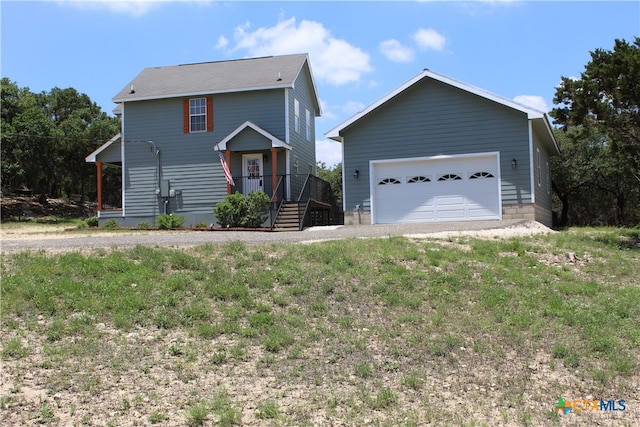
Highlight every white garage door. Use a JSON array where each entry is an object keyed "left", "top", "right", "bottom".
[{"left": 372, "top": 153, "right": 501, "bottom": 224}]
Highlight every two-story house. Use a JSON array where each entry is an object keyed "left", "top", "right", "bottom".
[{"left": 86, "top": 54, "right": 326, "bottom": 228}]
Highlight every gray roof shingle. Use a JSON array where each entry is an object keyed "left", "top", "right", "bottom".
[{"left": 113, "top": 53, "right": 310, "bottom": 103}]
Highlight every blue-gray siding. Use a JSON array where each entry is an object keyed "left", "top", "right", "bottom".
[
  {"left": 288, "top": 65, "right": 317, "bottom": 174},
  {"left": 99, "top": 141, "right": 121, "bottom": 164},
  {"left": 341, "top": 78, "right": 533, "bottom": 213},
  {"left": 116, "top": 64, "right": 318, "bottom": 226}
]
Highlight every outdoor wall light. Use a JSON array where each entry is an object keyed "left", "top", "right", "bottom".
[
  {"left": 511, "top": 158, "right": 517, "bottom": 169},
  {"left": 354, "top": 169, "right": 360, "bottom": 179}
]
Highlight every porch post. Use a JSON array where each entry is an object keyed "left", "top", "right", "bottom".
[
  {"left": 96, "top": 161, "right": 103, "bottom": 210},
  {"left": 225, "top": 150, "right": 232, "bottom": 195},
  {"left": 271, "top": 147, "right": 278, "bottom": 201}
]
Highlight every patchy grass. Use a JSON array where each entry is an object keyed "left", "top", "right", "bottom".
[{"left": 1, "top": 228, "right": 639, "bottom": 425}]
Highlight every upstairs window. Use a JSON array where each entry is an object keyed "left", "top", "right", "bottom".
[
  {"left": 537, "top": 148, "right": 542, "bottom": 186},
  {"left": 294, "top": 99, "right": 300, "bottom": 133},
  {"left": 183, "top": 97, "right": 213, "bottom": 133},
  {"left": 306, "top": 109, "right": 311, "bottom": 140}
]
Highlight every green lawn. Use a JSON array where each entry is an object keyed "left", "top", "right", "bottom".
[{"left": 1, "top": 228, "right": 638, "bottom": 426}]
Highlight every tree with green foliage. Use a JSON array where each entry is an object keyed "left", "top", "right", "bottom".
[
  {"left": 551, "top": 37, "right": 640, "bottom": 183},
  {"left": 316, "top": 161, "right": 342, "bottom": 204},
  {"left": 551, "top": 127, "right": 639, "bottom": 226},
  {"left": 1, "top": 78, "right": 120, "bottom": 199}
]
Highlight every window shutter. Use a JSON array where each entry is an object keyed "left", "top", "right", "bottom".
[
  {"left": 206, "top": 97, "right": 214, "bottom": 132},
  {"left": 183, "top": 99, "right": 190, "bottom": 133}
]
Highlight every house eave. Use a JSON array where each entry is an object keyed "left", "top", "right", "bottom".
[
  {"left": 85, "top": 133, "right": 121, "bottom": 163},
  {"left": 294, "top": 55, "right": 322, "bottom": 117},
  {"left": 215, "top": 121, "right": 292, "bottom": 151},
  {"left": 113, "top": 84, "right": 293, "bottom": 104},
  {"left": 325, "top": 69, "right": 551, "bottom": 140}
]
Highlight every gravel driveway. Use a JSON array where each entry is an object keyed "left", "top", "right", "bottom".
[{"left": 0, "top": 219, "right": 551, "bottom": 253}]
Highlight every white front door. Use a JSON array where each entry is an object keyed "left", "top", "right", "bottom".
[{"left": 242, "top": 153, "right": 264, "bottom": 195}]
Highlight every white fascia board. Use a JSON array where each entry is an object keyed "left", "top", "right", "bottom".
[
  {"left": 85, "top": 133, "right": 121, "bottom": 162},
  {"left": 325, "top": 69, "right": 546, "bottom": 141},
  {"left": 299, "top": 55, "right": 322, "bottom": 117},
  {"left": 285, "top": 88, "right": 290, "bottom": 144},
  {"left": 112, "top": 84, "right": 292, "bottom": 103},
  {"left": 324, "top": 72, "right": 426, "bottom": 141},
  {"left": 542, "top": 113, "right": 561, "bottom": 155},
  {"left": 214, "top": 121, "right": 292, "bottom": 151}
]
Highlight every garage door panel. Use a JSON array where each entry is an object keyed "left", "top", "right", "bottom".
[
  {"left": 468, "top": 207, "right": 497, "bottom": 219},
  {"left": 436, "top": 195, "right": 465, "bottom": 206},
  {"left": 437, "top": 209, "right": 466, "bottom": 220},
  {"left": 372, "top": 154, "right": 500, "bottom": 224}
]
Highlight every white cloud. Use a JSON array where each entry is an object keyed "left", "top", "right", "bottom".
[
  {"left": 412, "top": 28, "right": 447, "bottom": 51},
  {"left": 341, "top": 101, "right": 366, "bottom": 115},
  {"left": 513, "top": 95, "right": 549, "bottom": 113},
  {"left": 57, "top": 0, "right": 161, "bottom": 16},
  {"left": 56, "top": 0, "right": 210, "bottom": 17},
  {"left": 220, "top": 17, "right": 373, "bottom": 85},
  {"left": 316, "top": 138, "right": 342, "bottom": 168},
  {"left": 318, "top": 99, "right": 337, "bottom": 121},
  {"left": 215, "top": 35, "right": 229, "bottom": 50},
  {"left": 379, "top": 39, "right": 415, "bottom": 63}
]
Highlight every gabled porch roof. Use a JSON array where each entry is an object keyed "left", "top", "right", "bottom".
[
  {"left": 214, "top": 121, "right": 292, "bottom": 151},
  {"left": 85, "top": 133, "right": 122, "bottom": 163}
]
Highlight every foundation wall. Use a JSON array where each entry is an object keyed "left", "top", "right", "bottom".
[{"left": 343, "top": 203, "right": 553, "bottom": 228}]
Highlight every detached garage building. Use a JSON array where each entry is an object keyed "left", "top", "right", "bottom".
[{"left": 326, "top": 69, "right": 559, "bottom": 227}]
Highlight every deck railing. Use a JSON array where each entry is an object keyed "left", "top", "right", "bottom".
[{"left": 230, "top": 173, "right": 341, "bottom": 229}]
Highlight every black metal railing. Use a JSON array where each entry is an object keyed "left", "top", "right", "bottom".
[
  {"left": 270, "top": 176, "right": 285, "bottom": 228},
  {"left": 230, "top": 174, "right": 312, "bottom": 202},
  {"left": 229, "top": 173, "right": 342, "bottom": 229},
  {"left": 296, "top": 174, "right": 342, "bottom": 228}
]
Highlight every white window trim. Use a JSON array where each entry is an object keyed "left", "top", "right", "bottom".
[
  {"left": 305, "top": 109, "right": 311, "bottom": 140},
  {"left": 190, "top": 98, "right": 207, "bottom": 133},
  {"left": 546, "top": 161, "right": 550, "bottom": 194},
  {"left": 294, "top": 99, "right": 300, "bottom": 133},
  {"left": 536, "top": 147, "right": 542, "bottom": 187}
]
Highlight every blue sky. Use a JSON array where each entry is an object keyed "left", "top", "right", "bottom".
[{"left": 2, "top": 1, "right": 638, "bottom": 167}]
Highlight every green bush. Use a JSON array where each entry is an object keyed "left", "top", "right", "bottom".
[
  {"left": 245, "top": 191, "right": 270, "bottom": 228},
  {"left": 85, "top": 216, "right": 99, "bottom": 227},
  {"left": 102, "top": 219, "right": 118, "bottom": 229},
  {"left": 214, "top": 192, "right": 248, "bottom": 227},
  {"left": 156, "top": 213, "right": 186, "bottom": 229},
  {"left": 214, "top": 191, "right": 270, "bottom": 228}
]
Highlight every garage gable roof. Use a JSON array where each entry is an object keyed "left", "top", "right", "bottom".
[{"left": 325, "top": 69, "right": 557, "bottom": 153}]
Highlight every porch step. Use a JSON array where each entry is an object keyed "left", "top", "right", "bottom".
[{"left": 273, "top": 202, "right": 301, "bottom": 231}]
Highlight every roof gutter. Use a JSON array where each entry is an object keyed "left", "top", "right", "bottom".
[{"left": 112, "top": 84, "right": 293, "bottom": 103}]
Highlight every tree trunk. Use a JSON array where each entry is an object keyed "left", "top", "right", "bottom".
[{"left": 552, "top": 180, "right": 570, "bottom": 227}]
